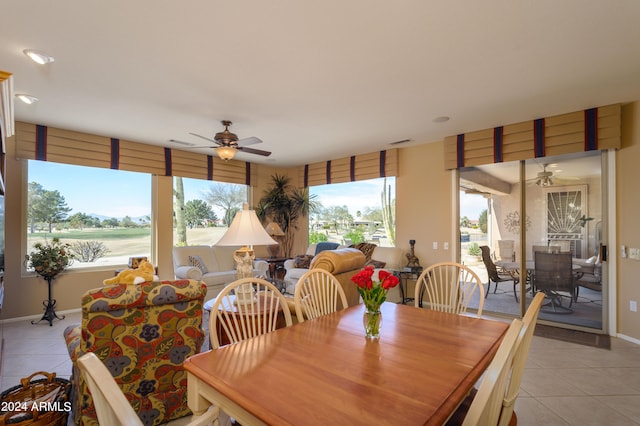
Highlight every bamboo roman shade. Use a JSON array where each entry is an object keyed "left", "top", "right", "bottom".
[
  {"left": 301, "top": 149, "right": 398, "bottom": 187},
  {"left": 444, "top": 104, "right": 621, "bottom": 169},
  {"left": 14, "top": 121, "right": 253, "bottom": 185}
]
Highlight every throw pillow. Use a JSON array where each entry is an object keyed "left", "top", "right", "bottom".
[
  {"left": 315, "top": 242, "right": 340, "bottom": 255},
  {"left": 352, "top": 242, "right": 377, "bottom": 263},
  {"left": 366, "top": 259, "right": 387, "bottom": 269},
  {"left": 294, "top": 254, "right": 314, "bottom": 269},
  {"left": 188, "top": 255, "right": 209, "bottom": 274}
]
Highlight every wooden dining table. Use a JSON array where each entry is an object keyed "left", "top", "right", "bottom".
[{"left": 185, "top": 302, "right": 509, "bottom": 425}]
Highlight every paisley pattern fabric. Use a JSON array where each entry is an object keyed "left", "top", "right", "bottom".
[{"left": 63, "top": 279, "right": 207, "bottom": 426}]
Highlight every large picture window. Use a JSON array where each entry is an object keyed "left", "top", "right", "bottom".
[
  {"left": 173, "top": 177, "right": 248, "bottom": 247},
  {"left": 309, "top": 177, "right": 396, "bottom": 247},
  {"left": 26, "top": 160, "right": 152, "bottom": 270}
]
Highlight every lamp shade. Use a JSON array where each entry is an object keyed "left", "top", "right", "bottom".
[
  {"left": 216, "top": 204, "right": 277, "bottom": 247},
  {"left": 264, "top": 222, "right": 285, "bottom": 237}
]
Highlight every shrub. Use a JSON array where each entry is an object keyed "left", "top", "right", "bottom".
[
  {"left": 344, "top": 226, "right": 365, "bottom": 245},
  {"left": 70, "top": 241, "right": 110, "bottom": 262},
  {"left": 309, "top": 231, "right": 328, "bottom": 244},
  {"left": 467, "top": 242, "right": 482, "bottom": 256}
]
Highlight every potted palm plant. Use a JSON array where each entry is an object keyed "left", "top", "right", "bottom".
[{"left": 256, "top": 174, "right": 318, "bottom": 258}]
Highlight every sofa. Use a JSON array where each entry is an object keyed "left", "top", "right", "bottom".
[
  {"left": 283, "top": 243, "right": 406, "bottom": 295},
  {"left": 172, "top": 245, "right": 268, "bottom": 301},
  {"left": 63, "top": 279, "right": 207, "bottom": 426}
]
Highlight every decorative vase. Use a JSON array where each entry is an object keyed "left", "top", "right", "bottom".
[{"left": 363, "top": 308, "right": 382, "bottom": 339}]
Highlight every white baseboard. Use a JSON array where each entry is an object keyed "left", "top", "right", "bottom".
[
  {"left": 0, "top": 307, "right": 81, "bottom": 324},
  {"left": 616, "top": 333, "right": 640, "bottom": 346}
]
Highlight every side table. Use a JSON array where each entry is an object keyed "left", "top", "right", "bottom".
[
  {"left": 257, "top": 257, "right": 290, "bottom": 280},
  {"left": 393, "top": 267, "right": 423, "bottom": 305}
]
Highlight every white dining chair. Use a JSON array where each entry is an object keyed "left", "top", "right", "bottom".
[
  {"left": 77, "top": 352, "right": 219, "bottom": 426},
  {"left": 415, "top": 262, "right": 485, "bottom": 316},
  {"left": 294, "top": 268, "right": 348, "bottom": 322}
]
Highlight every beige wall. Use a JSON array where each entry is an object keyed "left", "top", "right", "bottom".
[
  {"left": 617, "top": 102, "right": 640, "bottom": 340},
  {"left": 3, "top": 103, "right": 640, "bottom": 343},
  {"left": 396, "top": 142, "right": 457, "bottom": 267}
]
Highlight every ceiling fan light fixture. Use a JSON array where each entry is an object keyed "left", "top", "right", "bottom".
[
  {"left": 216, "top": 146, "right": 237, "bottom": 161},
  {"left": 23, "top": 49, "right": 55, "bottom": 65},
  {"left": 536, "top": 176, "right": 553, "bottom": 187}
]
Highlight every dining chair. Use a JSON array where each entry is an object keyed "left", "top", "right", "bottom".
[
  {"left": 497, "top": 291, "right": 545, "bottom": 425},
  {"left": 461, "top": 319, "right": 523, "bottom": 426},
  {"left": 447, "top": 292, "right": 545, "bottom": 426},
  {"left": 497, "top": 239, "right": 514, "bottom": 261},
  {"left": 480, "top": 245, "right": 520, "bottom": 302},
  {"left": 533, "top": 251, "right": 576, "bottom": 313},
  {"left": 532, "top": 244, "right": 561, "bottom": 254},
  {"left": 414, "top": 262, "right": 485, "bottom": 316},
  {"left": 77, "top": 352, "right": 219, "bottom": 426},
  {"left": 209, "top": 277, "right": 293, "bottom": 349},
  {"left": 294, "top": 268, "right": 348, "bottom": 322}
]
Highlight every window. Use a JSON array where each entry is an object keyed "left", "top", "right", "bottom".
[
  {"left": 173, "top": 177, "right": 248, "bottom": 246},
  {"left": 309, "top": 177, "right": 396, "bottom": 247},
  {"left": 26, "top": 160, "right": 152, "bottom": 270}
]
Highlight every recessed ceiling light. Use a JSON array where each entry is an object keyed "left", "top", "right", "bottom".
[
  {"left": 23, "top": 49, "right": 55, "bottom": 65},
  {"left": 433, "top": 116, "right": 450, "bottom": 123},
  {"left": 15, "top": 94, "right": 39, "bottom": 104}
]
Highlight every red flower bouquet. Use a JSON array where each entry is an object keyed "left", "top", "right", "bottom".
[{"left": 351, "top": 266, "right": 400, "bottom": 338}]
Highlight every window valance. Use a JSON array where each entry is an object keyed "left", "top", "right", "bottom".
[
  {"left": 14, "top": 121, "right": 253, "bottom": 185},
  {"left": 444, "top": 104, "right": 621, "bottom": 170},
  {"left": 301, "top": 149, "right": 398, "bottom": 187}
]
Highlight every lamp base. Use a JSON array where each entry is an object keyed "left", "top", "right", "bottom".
[{"left": 234, "top": 283, "right": 256, "bottom": 305}]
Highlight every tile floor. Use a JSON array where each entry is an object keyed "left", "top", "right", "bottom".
[{"left": 2, "top": 311, "right": 640, "bottom": 425}]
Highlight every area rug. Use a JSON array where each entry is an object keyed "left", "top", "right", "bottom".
[{"left": 534, "top": 324, "right": 611, "bottom": 349}]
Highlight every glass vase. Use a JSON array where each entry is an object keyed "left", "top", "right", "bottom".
[{"left": 363, "top": 308, "right": 382, "bottom": 339}]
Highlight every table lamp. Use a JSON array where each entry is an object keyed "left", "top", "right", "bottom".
[
  {"left": 216, "top": 203, "right": 277, "bottom": 304},
  {"left": 264, "top": 222, "right": 285, "bottom": 258}
]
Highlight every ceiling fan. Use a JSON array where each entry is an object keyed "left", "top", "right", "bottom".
[
  {"left": 535, "top": 164, "right": 554, "bottom": 187},
  {"left": 182, "top": 120, "right": 271, "bottom": 161}
]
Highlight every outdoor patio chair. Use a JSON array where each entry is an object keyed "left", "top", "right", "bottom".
[
  {"left": 533, "top": 251, "right": 576, "bottom": 313},
  {"left": 480, "top": 245, "right": 520, "bottom": 302}
]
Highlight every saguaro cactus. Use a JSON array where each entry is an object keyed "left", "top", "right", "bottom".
[{"left": 381, "top": 178, "right": 395, "bottom": 245}]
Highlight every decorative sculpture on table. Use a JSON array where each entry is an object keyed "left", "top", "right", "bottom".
[
  {"left": 406, "top": 239, "right": 420, "bottom": 269},
  {"left": 24, "top": 237, "right": 75, "bottom": 326}
]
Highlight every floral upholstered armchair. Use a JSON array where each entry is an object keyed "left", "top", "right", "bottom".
[{"left": 63, "top": 279, "right": 207, "bottom": 426}]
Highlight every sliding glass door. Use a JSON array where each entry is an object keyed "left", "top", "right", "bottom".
[{"left": 460, "top": 151, "right": 606, "bottom": 332}]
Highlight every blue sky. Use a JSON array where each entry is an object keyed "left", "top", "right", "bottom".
[
  {"left": 29, "top": 161, "right": 152, "bottom": 218},
  {"left": 460, "top": 192, "right": 488, "bottom": 221}
]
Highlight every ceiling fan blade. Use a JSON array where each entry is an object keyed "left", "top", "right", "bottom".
[
  {"left": 238, "top": 146, "right": 272, "bottom": 157},
  {"left": 189, "top": 132, "right": 222, "bottom": 146},
  {"left": 169, "top": 139, "right": 197, "bottom": 147},
  {"left": 237, "top": 136, "right": 263, "bottom": 147}
]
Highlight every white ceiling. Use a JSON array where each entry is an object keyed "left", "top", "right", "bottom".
[{"left": 3, "top": 1, "right": 640, "bottom": 167}]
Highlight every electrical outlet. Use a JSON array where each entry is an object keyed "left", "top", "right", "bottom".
[
  {"left": 444, "top": 242, "right": 449, "bottom": 250},
  {"left": 631, "top": 300, "right": 637, "bottom": 312},
  {"left": 432, "top": 242, "right": 438, "bottom": 250}
]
